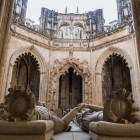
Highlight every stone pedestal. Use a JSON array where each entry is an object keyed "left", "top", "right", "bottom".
[{"left": 0, "top": 120, "right": 54, "bottom": 140}]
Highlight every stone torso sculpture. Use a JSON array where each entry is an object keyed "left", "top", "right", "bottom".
[
  {"left": 76, "top": 89, "right": 140, "bottom": 131},
  {"left": 33, "top": 105, "right": 86, "bottom": 134}
]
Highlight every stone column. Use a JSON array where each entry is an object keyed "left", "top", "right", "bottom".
[
  {"left": 131, "top": 0, "right": 140, "bottom": 66},
  {"left": 95, "top": 73, "right": 103, "bottom": 106},
  {"left": 0, "top": 0, "right": 14, "bottom": 102},
  {"left": 0, "top": 0, "right": 14, "bottom": 58},
  {"left": 39, "top": 72, "right": 48, "bottom": 104},
  {"left": 131, "top": 0, "right": 140, "bottom": 108}
]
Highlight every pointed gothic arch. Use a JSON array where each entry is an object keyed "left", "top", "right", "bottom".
[
  {"left": 58, "top": 21, "right": 71, "bottom": 29},
  {"left": 95, "top": 47, "right": 135, "bottom": 106},
  {"left": 102, "top": 53, "right": 132, "bottom": 105},
  {"left": 11, "top": 52, "right": 40, "bottom": 100},
  {"left": 58, "top": 67, "right": 83, "bottom": 109},
  {"left": 47, "top": 58, "right": 92, "bottom": 108},
  {"left": 6, "top": 47, "right": 47, "bottom": 103}
]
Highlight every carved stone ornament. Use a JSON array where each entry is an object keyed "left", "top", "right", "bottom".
[
  {"left": 1, "top": 86, "right": 36, "bottom": 121},
  {"left": 48, "top": 58, "right": 92, "bottom": 108},
  {"left": 103, "top": 89, "right": 140, "bottom": 124}
]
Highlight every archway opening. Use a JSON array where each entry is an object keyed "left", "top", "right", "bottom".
[
  {"left": 10, "top": 52, "right": 40, "bottom": 101},
  {"left": 102, "top": 53, "right": 132, "bottom": 105},
  {"left": 58, "top": 67, "right": 83, "bottom": 109}
]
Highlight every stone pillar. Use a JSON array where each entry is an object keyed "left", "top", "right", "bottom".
[
  {"left": 39, "top": 72, "right": 48, "bottom": 104},
  {"left": 0, "top": 0, "right": 14, "bottom": 58},
  {"left": 95, "top": 73, "right": 103, "bottom": 106},
  {"left": 0, "top": 0, "right": 14, "bottom": 102},
  {"left": 131, "top": 0, "right": 140, "bottom": 108},
  {"left": 131, "top": 0, "right": 140, "bottom": 66}
]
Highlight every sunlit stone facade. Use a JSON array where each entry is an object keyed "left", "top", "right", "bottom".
[{"left": 0, "top": 0, "right": 140, "bottom": 110}]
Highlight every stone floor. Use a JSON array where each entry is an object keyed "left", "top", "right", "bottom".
[{"left": 52, "top": 122, "right": 90, "bottom": 140}]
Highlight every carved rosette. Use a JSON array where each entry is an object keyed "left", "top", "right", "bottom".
[
  {"left": 1, "top": 86, "right": 36, "bottom": 121},
  {"left": 103, "top": 89, "right": 140, "bottom": 124},
  {"left": 48, "top": 58, "right": 92, "bottom": 108}
]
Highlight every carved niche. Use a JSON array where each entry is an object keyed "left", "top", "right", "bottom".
[
  {"left": 48, "top": 57, "right": 92, "bottom": 108},
  {"left": 11, "top": 52, "right": 40, "bottom": 101},
  {"left": 102, "top": 53, "right": 132, "bottom": 105}
]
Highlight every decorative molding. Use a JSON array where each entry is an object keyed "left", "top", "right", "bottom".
[
  {"left": 14, "top": 23, "right": 50, "bottom": 38},
  {"left": 11, "top": 32, "right": 50, "bottom": 49},
  {"left": 11, "top": 24, "right": 132, "bottom": 52},
  {"left": 47, "top": 57, "right": 92, "bottom": 108},
  {"left": 95, "top": 47, "right": 133, "bottom": 74},
  {"left": 92, "top": 35, "right": 131, "bottom": 51}
]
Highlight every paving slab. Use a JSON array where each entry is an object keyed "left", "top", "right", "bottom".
[
  {"left": 73, "top": 131, "right": 90, "bottom": 140},
  {"left": 52, "top": 132, "right": 73, "bottom": 140},
  {"left": 52, "top": 121, "right": 90, "bottom": 140}
]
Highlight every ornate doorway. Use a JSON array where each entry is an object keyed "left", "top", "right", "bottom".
[
  {"left": 102, "top": 53, "right": 132, "bottom": 105},
  {"left": 48, "top": 58, "right": 92, "bottom": 108},
  {"left": 59, "top": 67, "right": 83, "bottom": 109},
  {"left": 10, "top": 52, "right": 40, "bottom": 101}
]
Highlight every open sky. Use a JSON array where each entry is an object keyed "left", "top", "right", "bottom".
[{"left": 26, "top": 0, "right": 118, "bottom": 25}]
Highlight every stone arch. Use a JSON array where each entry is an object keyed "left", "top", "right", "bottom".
[
  {"left": 95, "top": 47, "right": 134, "bottom": 106},
  {"left": 47, "top": 57, "right": 92, "bottom": 108},
  {"left": 73, "top": 22, "right": 84, "bottom": 28},
  {"left": 6, "top": 46, "right": 47, "bottom": 103},
  {"left": 96, "top": 47, "right": 133, "bottom": 73},
  {"left": 9, "top": 46, "right": 46, "bottom": 72},
  {"left": 102, "top": 54, "right": 132, "bottom": 105},
  {"left": 11, "top": 52, "right": 40, "bottom": 100},
  {"left": 58, "top": 21, "right": 71, "bottom": 29}
]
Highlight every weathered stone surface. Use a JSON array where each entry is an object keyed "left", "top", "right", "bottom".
[
  {"left": 0, "top": 0, "right": 140, "bottom": 115},
  {"left": 1, "top": 86, "right": 35, "bottom": 121},
  {"left": 103, "top": 89, "right": 140, "bottom": 123}
]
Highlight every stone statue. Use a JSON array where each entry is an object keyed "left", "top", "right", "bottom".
[
  {"left": 34, "top": 104, "right": 86, "bottom": 134},
  {"left": 76, "top": 104, "right": 103, "bottom": 131},
  {"left": 76, "top": 89, "right": 140, "bottom": 131},
  {"left": 0, "top": 86, "right": 86, "bottom": 134},
  {"left": 0, "top": 86, "right": 139, "bottom": 134}
]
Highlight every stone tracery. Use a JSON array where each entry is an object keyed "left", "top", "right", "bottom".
[{"left": 47, "top": 57, "right": 92, "bottom": 108}]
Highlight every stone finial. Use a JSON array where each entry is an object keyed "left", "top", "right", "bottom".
[
  {"left": 65, "top": 6, "right": 68, "bottom": 14},
  {"left": 76, "top": 6, "right": 79, "bottom": 14}
]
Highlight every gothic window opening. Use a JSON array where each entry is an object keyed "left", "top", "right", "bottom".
[
  {"left": 59, "top": 67, "right": 83, "bottom": 109},
  {"left": 11, "top": 52, "right": 40, "bottom": 101},
  {"left": 102, "top": 53, "right": 132, "bottom": 105},
  {"left": 59, "top": 23, "right": 84, "bottom": 39}
]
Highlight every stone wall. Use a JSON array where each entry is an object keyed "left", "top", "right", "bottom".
[
  {"left": 1, "top": 23, "right": 140, "bottom": 108},
  {"left": 0, "top": 0, "right": 14, "bottom": 102}
]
